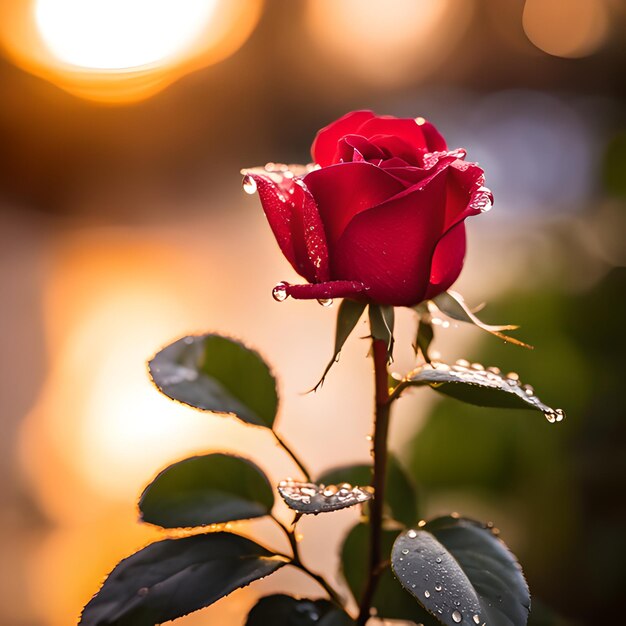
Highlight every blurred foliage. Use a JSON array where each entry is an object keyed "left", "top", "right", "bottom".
[
  {"left": 406, "top": 268, "right": 626, "bottom": 626},
  {"left": 603, "top": 131, "right": 626, "bottom": 198}
]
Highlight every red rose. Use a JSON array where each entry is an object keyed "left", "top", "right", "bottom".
[{"left": 243, "top": 110, "right": 492, "bottom": 307}]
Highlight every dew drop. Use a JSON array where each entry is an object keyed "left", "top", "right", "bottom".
[
  {"left": 435, "top": 583, "right": 442, "bottom": 592},
  {"left": 473, "top": 615, "right": 481, "bottom": 624},
  {"left": 555, "top": 408, "right": 565, "bottom": 422},
  {"left": 435, "top": 557, "right": 442, "bottom": 563},
  {"left": 408, "top": 530, "right": 417, "bottom": 538},
  {"left": 402, "top": 548, "right": 409, "bottom": 555},
  {"left": 317, "top": 298, "right": 333, "bottom": 307},
  {"left": 272, "top": 282, "right": 289, "bottom": 302},
  {"left": 242, "top": 174, "right": 257, "bottom": 194},
  {"left": 424, "top": 590, "right": 431, "bottom": 598},
  {"left": 455, "top": 359, "right": 470, "bottom": 367},
  {"left": 452, "top": 610, "right": 462, "bottom": 623},
  {"left": 544, "top": 411, "right": 557, "bottom": 424}
]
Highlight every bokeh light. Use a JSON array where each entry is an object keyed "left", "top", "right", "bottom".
[
  {"left": 0, "top": 0, "right": 262, "bottom": 102},
  {"left": 522, "top": 0, "right": 610, "bottom": 58},
  {"left": 35, "top": 0, "right": 219, "bottom": 70},
  {"left": 306, "top": 0, "right": 474, "bottom": 85}
]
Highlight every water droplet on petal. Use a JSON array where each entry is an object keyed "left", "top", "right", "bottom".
[
  {"left": 471, "top": 185, "right": 494, "bottom": 212},
  {"left": 317, "top": 298, "right": 333, "bottom": 307},
  {"left": 435, "top": 583, "right": 442, "bottom": 592},
  {"left": 272, "top": 282, "right": 289, "bottom": 302},
  {"left": 402, "top": 548, "right": 409, "bottom": 555},
  {"left": 452, "top": 610, "right": 462, "bottom": 623},
  {"left": 408, "top": 530, "right": 417, "bottom": 538},
  {"left": 242, "top": 174, "right": 257, "bottom": 194},
  {"left": 455, "top": 359, "right": 470, "bottom": 367},
  {"left": 424, "top": 590, "right": 431, "bottom": 598},
  {"left": 473, "top": 615, "right": 481, "bottom": 624},
  {"left": 435, "top": 557, "right": 442, "bottom": 563}
]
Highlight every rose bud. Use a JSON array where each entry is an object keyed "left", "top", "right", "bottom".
[{"left": 243, "top": 110, "right": 492, "bottom": 307}]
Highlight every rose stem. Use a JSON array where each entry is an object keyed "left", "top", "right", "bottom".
[
  {"left": 357, "top": 339, "right": 391, "bottom": 625},
  {"left": 273, "top": 431, "right": 312, "bottom": 481},
  {"left": 272, "top": 514, "right": 343, "bottom": 607}
]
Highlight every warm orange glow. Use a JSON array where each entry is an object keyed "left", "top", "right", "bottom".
[
  {"left": 522, "top": 0, "right": 610, "bottom": 58},
  {"left": 306, "top": 0, "right": 474, "bottom": 86},
  {"left": 0, "top": 0, "right": 262, "bottom": 102}
]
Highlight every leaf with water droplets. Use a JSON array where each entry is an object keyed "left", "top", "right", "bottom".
[
  {"left": 139, "top": 454, "right": 274, "bottom": 528},
  {"left": 80, "top": 532, "right": 288, "bottom": 626},
  {"left": 404, "top": 361, "right": 565, "bottom": 422},
  {"left": 148, "top": 334, "right": 278, "bottom": 429},
  {"left": 341, "top": 523, "right": 441, "bottom": 625},
  {"left": 246, "top": 594, "right": 355, "bottom": 625},
  {"left": 313, "top": 299, "right": 367, "bottom": 390},
  {"left": 277, "top": 480, "right": 373, "bottom": 514},
  {"left": 391, "top": 516, "right": 530, "bottom": 626},
  {"left": 432, "top": 291, "right": 532, "bottom": 349},
  {"left": 369, "top": 304, "right": 395, "bottom": 359},
  {"left": 318, "top": 454, "right": 419, "bottom": 527}
]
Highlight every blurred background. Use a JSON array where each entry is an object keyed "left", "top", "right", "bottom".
[{"left": 0, "top": 1, "right": 625, "bottom": 624}]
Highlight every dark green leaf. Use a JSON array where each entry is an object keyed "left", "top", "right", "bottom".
[
  {"left": 415, "top": 319, "right": 434, "bottom": 362},
  {"left": 314, "top": 299, "right": 367, "bottom": 390},
  {"left": 391, "top": 516, "right": 530, "bottom": 626},
  {"left": 368, "top": 305, "right": 395, "bottom": 358},
  {"left": 139, "top": 454, "right": 274, "bottom": 528},
  {"left": 341, "top": 523, "right": 440, "bottom": 626},
  {"left": 277, "top": 480, "right": 372, "bottom": 514},
  {"left": 318, "top": 455, "right": 419, "bottom": 526},
  {"left": 80, "top": 532, "right": 288, "bottom": 626},
  {"left": 432, "top": 291, "right": 531, "bottom": 349},
  {"left": 404, "top": 361, "right": 565, "bottom": 422},
  {"left": 149, "top": 334, "right": 278, "bottom": 428},
  {"left": 245, "top": 594, "right": 354, "bottom": 625}
]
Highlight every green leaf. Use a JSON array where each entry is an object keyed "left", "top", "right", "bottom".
[
  {"left": 404, "top": 361, "right": 565, "bottom": 422},
  {"left": 139, "top": 454, "right": 274, "bottom": 528},
  {"left": 392, "top": 516, "right": 530, "bottom": 626},
  {"left": 245, "top": 594, "right": 355, "bottom": 625},
  {"left": 318, "top": 454, "right": 419, "bottom": 526},
  {"left": 314, "top": 299, "right": 367, "bottom": 390},
  {"left": 80, "top": 532, "right": 288, "bottom": 626},
  {"left": 415, "top": 319, "right": 434, "bottom": 363},
  {"left": 149, "top": 334, "right": 278, "bottom": 428},
  {"left": 432, "top": 291, "right": 531, "bottom": 349},
  {"left": 368, "top": 304, "right": 395, "bottom": 358},
  {"left": 341, "top": 523, "right": 440, "bottom": 626},
  {"left": 277, "top": 480, "right": 372, "bottom": 514}
]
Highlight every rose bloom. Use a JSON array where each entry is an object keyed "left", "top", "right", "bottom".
[{"left": 244, "top": 110, "right": 492, "bottom": 307}]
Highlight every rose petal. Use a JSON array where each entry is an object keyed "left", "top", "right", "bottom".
[
  {"left": 442, "top": 161, "right": 486, "bottom": 229},
  {"left": 424, "top": 222, "right": 466, "bottom": 300},
  {"left": 282, "top": 280, "right": 368, "bottom": 300},
  {"left": 250, "top": 173, "right": 329, "bottom": 282},
  {"left": 311, "top": 110, "right": 376, "bottom": 166},
  {"left": 331, "top": 170, "right": 451, "bottom": 306},
  {"left": 335, "top": 134, "right": 387, "bottom": 164},
  {"left": 357, "top": 116, "right": 446, "bottom": 153},
  {"left": 304, "top": 162, "right": 406, "bottom": 251},
  {"left": 369, "top": 134, "right": 421, "bottom": 165}
]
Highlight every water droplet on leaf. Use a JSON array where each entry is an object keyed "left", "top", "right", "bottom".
[{"left": 317, "top": 298, "right": 333, "bottom": 307}]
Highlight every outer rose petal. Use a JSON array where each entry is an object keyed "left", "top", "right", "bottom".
[
  {"left": 281, "top": 280, "right": 368, "bottom": 300},
  {"left": 303, "top": 162, "right": 406, "bottom": 250},
  {"left": 250, "top": 173, "right": 329, "bottom": 283},
  {"left": 424, "top": 222, "right": 466, "bottom": 300},
  {"left": 331, "top": 170, "right": 450, "bottom": 306},
  {"left": 311, "top": 110, "right": 376, "bottom": 166},
  {"left": 441, "top": 161, "right": 486, "bottom": 229}
]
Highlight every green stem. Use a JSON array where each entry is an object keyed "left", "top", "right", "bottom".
[
  {"left": 272, "top": 515, "right": 343, "bottom": 607},
  {"left": 274, "top": 431, "right": 312, "bottom": 481},
  {"left": 357, "top": 339, "right": 391, "bottom": 625}
]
